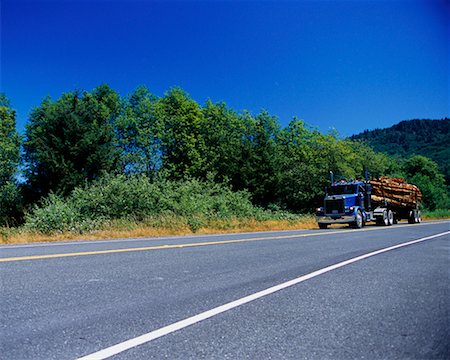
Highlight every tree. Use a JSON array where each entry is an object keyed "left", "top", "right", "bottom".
[
  {"left": 156, "top": 88, "right": 206, "bottom": 179},
  {"left": 403, "top": 155, "right": 448, "bottom": 210},
  {"left": 200, "top": 100, "right": 245, "bottom": 183},
  {"left": 0, "top": 94, "right": 22, "bottom": 226},
  {"left": 24, "top": 85, "right": 120, "bottom": 199},
  {"left": 236, "top": 110, "right": 281, "bottom": 206},
  {"left": 115, "top": 86, "right": 161, "bottom": 177},
  {"left": 276, "top": 119, "right": 333, "bottom": 211}
]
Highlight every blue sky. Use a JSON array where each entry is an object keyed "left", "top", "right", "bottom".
[{"left": 1, "top": 0, "right": 448, "bottom": 136}]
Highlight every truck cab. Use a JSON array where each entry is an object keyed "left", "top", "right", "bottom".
[{"left": 316, "top": 180, "right": 371, "bottom": 229}]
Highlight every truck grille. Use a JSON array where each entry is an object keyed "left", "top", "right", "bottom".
[{"left": 325, "top": 199, "right": 344, "bottom": 214}]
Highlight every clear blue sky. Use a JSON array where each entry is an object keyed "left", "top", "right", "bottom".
[{"left": 1, "top": 0, "right": 448, "bottom": 136}]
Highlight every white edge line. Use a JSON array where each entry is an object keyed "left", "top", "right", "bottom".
[{"left": 77, "top": 230, "right": 450, "bottom": 360}]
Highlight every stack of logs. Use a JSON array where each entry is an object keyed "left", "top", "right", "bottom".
[{"left": 370, "top": 177, "right": 422, "bottom": 208}]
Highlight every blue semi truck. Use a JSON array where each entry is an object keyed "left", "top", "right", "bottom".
[{"left": 316, "top": 172, "right": 422, "bottom": 229}]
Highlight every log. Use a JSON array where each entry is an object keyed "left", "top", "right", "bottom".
[{"left": 369, "top": 177, "right": 421, "bottom": 209}]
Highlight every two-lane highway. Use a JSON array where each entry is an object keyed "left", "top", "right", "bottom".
[{"left": 1, "top": 221, "right": 449, "bottom": 359}]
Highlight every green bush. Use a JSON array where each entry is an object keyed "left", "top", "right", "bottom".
[
  {"left": 25, "top": 194, "right": 80, "bottom": 233},
  {"left": 0, "top": 182, "right": 23, "bottom": 227},
  {"left": 24, "top": 174, "right": 289, "bottom": 234}
]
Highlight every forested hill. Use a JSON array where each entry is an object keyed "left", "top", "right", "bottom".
[{"left": 350, "top": 119, "right": 450, "bottom": 181}]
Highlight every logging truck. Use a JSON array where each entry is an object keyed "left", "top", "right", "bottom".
[{"left": 316, "top": 173, "right": 422, "bottom": 229}]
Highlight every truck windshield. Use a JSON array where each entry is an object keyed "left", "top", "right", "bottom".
[{"left": 328, "top": 185, "right": 357, "bottom": 195}]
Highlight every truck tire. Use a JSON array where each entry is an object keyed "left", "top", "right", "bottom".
[
  {"left": 416, "top": 210, "right": 421, "bottom": 223},
  {"left": 352, "top": 210, "right": 363, "bottom": 229},
  {"left": 379, "top": 209, "right": 389, "bottom": 226},
  {"left": 408, "top": 210, "right": 421, "bottom": 224},
  {"left": 319, "top": 223, "right": 328, "bottom": 229},
  {"left": 387, "top": 210, "right": 394, "bottom": 226},
  {"left": 408, "top": 210, "right": 415, "bottom": 224}
]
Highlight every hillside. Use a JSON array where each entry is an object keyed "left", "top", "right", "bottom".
[{"left": 350, "top": 119, "right": 450, "bottom": 182}]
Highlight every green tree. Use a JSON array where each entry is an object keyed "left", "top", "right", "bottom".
[
  {"left": 156, "top": 88, "right": 206, "bottom": 179},
  {"left": 24, "top": 85, "right": 120, "bottom": 199},
  {"left": 115, "top": 86, "right": 161, "bottom": 177},
  {"left": 236, "top": 111, "right": 281, "bottom": 206},
  {"left": 276, "top": 120, "right": 333, "bottom": 211},
  {"left": 403, "top": 155, "right": 448, "bottom": 210},
  {"left": 0, "top": 94, "right": 22, "bottom": 226},
  {"left": 200, "top": 100, "right": 246, "bottom": 183}
]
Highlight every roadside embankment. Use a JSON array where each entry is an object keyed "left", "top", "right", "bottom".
[{"left": 0, "top": 216, "right": 316, "bottom": 245}]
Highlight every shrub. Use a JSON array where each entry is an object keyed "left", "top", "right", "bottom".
[{"left": 24, "top": 174, "right": 289, "bottom": 234}]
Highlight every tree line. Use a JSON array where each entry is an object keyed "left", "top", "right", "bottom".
[
  {"left": 350, "top": 118, "right": 450, "bottom": 183},
  {"left": 1, "top": 85, "right": 448, "bottom": 227}
]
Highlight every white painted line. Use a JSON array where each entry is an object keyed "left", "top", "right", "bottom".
[{"left": 77, "top": 230, "right": 450, "bottom": 360}]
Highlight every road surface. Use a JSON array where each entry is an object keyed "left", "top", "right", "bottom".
[{"left": 1, "top": 221, "right": 449, "bottom": 359}]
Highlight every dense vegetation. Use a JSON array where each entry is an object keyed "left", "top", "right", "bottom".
[
  {"left": 0, "top": 94, "right": 22, "bottom": 227},
  {"left": 24, "top": 175, "right": 298, "bottom": 234},
  {"left": 0, "top": 85, "right": 448, "bottom": 235},
  {"left": 350, "top": 119, "right": 450, "bottom": 183}
]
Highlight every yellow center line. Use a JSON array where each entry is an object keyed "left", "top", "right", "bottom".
[
  {"left": 1, "top": 230, "right": 345, "bottom": 263},
  {"left": 0, "top": 221, "right": 446, "bottom": 263}
]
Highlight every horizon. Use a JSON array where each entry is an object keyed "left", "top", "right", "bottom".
[{"left": 2, "top": 0, "right": 449, "bottom": 136}]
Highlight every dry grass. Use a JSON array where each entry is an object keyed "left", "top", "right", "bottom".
[
  {"left": 3, "top": 213, "right": 447, "bottom": 245},
  {"left": 1, "top": 216, "right": 317, "bottom": 245}
]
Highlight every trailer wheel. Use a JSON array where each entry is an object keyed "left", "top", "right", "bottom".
[
  {"left": 408, "top": 210, "right": 420, "bottom": 224},
  {"left": 416, "top": 210, "right": 421, "bottom": 223},
  {"left": 408, "top": 210, "right": 415, "bottom": 224},
  {"left": 387, "top": 210, "right": 394, "bottom": 226}
]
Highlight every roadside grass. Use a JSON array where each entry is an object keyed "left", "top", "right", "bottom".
[
  {"left": 2, "top": 170, "right": 446, "bottom": 246},
  {"left": 2, "top": 211, "right": 448, "bottom": 245},
  {"left": 0, "top": 215, "right": 317, "bottom": 245},
  {"left": 422, "top": 209, "right": 450, "bottom": 220}
]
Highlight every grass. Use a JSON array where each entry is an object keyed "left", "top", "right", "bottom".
[
  {"left": 2, "top": 171, "right": 447, "bottom": 245},
  {"left": 0, "top": 215, "right": 317, "bottom": 245},
  {"left": 421, "top": 209, "right": 450, "bottom": 220},
  {"left": 2, "top": 210, "right": 448, "bottom": 245}
]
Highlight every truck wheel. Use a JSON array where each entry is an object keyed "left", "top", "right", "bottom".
[
  {"left": 416, "top": 210, "right": 421, "bottom": 223},
  {"left": 319, "top": 223, "right": 328, "bottom": 229},
  {"left": 409, "top": 210, "right": 421, "bottom": 224},
  {"left": 387, "top": 210, "right": 394, "bottom": 226},
  {"left": 382, "top": 209, "right": 389, "bottom": 226},
  {"left": 352, "top": 210, "right": 363, "bottom": 229},
  {"left": 408, "top": 210, "right": 415, "bottom": 224}
]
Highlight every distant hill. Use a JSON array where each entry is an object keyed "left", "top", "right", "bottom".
[{"left": 350, "top": 119, "right": 450, "bottom": 182}]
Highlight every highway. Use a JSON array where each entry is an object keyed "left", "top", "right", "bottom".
[{"left": 1, "top": 221, "right": 449, "bottom": 359}]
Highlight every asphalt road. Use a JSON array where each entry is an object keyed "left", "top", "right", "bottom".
[{"left": 1, "top": 221, "right": 449, "bottom": 359}]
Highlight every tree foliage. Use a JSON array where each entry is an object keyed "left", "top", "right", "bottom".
[
  {"left": 24, "top": 85, "right": 120, "bottom": 199},
  {"left": 115, "top": 85, "right": 161, "bottom": 177},
  {"left": 0, "top": 94, "right": 22, "bottom": 226},
  {"left": 351, "top": 119, "right": 450, "bottom": 183},
  {"left": 0, "top": 94, "right": 20, "bottom": 184},
  {"left": 157, "top": 88, "right": 206, "bottom": 179},
  {"left": 2, "top": 85, "right": 448, "bottom": 230},
  {"left": 402, "top": 155, "right": 448, "bottom": 210}
]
